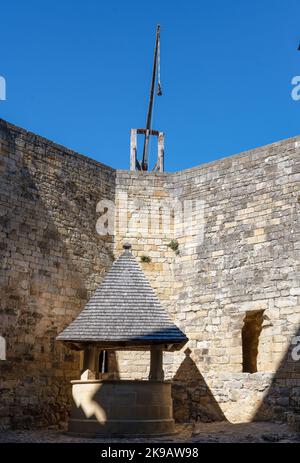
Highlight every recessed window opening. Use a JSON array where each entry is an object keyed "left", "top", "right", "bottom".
[{"left": 242, "top": 310, "right": 264, "bottom": 373}]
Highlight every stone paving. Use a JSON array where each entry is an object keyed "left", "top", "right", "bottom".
[{"left": 0, "top": 422, "right": 299, "bottom": 443}]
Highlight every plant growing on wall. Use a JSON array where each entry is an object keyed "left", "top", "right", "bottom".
[
  {"left": 141, "top": 255, "right": 151, "bottom": 263},
  {"left": 167, "top": 239, "right": 180, "bottom": 255},
  {"left": 107, "top": 248, "right": 115, "bottom": 261}
]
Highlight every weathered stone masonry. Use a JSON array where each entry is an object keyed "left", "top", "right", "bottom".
[
  {"left": 114, "top": 141, "right": 300, "bottom": 422},
  {"left": 0, "top": 118, "right": 300, "bottom": 427},
  {"left": 0, "top": 120, "right": 115, "bottom": 428}
]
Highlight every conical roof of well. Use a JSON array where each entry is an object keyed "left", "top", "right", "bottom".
[{"left": 57, "top": 244, "right": 188, "bottom": 351}]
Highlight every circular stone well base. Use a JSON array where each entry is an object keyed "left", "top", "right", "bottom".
[{"left": 69, "top": 379, "right": 175, "bottom": 436}]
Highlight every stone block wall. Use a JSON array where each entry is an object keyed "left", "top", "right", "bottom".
[
  {"left": 114, "top": 137, "right": 300, "bottom": 422},
  {"left": 1, "top": 117, "right": 299, "bottom": 427},
  {"left": 0, "top": 120, "right": 115, "bottom": 428}
]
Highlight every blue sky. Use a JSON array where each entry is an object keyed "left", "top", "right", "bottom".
[{"left": 0, "top": 0, "right": 300, "bottom": 171}]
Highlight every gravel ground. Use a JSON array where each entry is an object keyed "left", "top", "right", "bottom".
[{"left": 0, "top": 422, "right": 299, "bottom": 443}]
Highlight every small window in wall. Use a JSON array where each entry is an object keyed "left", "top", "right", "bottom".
[
  {"left": 99, "top": 350, "right": 109, "bottom": 373},
  {"left": 242, "top": 310, "right": 264, "bottom": 373}
]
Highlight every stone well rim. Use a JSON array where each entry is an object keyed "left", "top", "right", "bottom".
[{"left": 70, "top": 379, "right": 173, "bottom": 385}]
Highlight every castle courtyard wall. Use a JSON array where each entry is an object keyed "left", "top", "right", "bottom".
[
  {"left": 0, "top": 118, "right": 299, "bottom": 427},
  {"left": 0, "top": 120, "right": 115, "bottom": 428},
  {"left": 114, "top": 137, "right": 300, "bottom": 422}
]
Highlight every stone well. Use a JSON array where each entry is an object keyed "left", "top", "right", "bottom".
[
  {"left": 57, "top": 243, "right": 188, "bottom": 436},
  {"left": 69, "top": 379, "right": 174, "bottom": 436}
]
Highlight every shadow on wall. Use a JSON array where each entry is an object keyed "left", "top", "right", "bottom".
[
  {"left": 172, "top": 348, "right": 226, "bottom": 423},
  {"left": 253, "top": 325, "right": 300, "bottom": 421},
  {"left": 107, "top": 351, "right": 120, "bottom": 379},
  {"left": 0, "top": 121, "right": 115, "bottom": 429}
]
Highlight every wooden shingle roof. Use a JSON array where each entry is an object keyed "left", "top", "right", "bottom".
[{"left": 57, "top": 244, "right": 188, "bottom": 351}]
